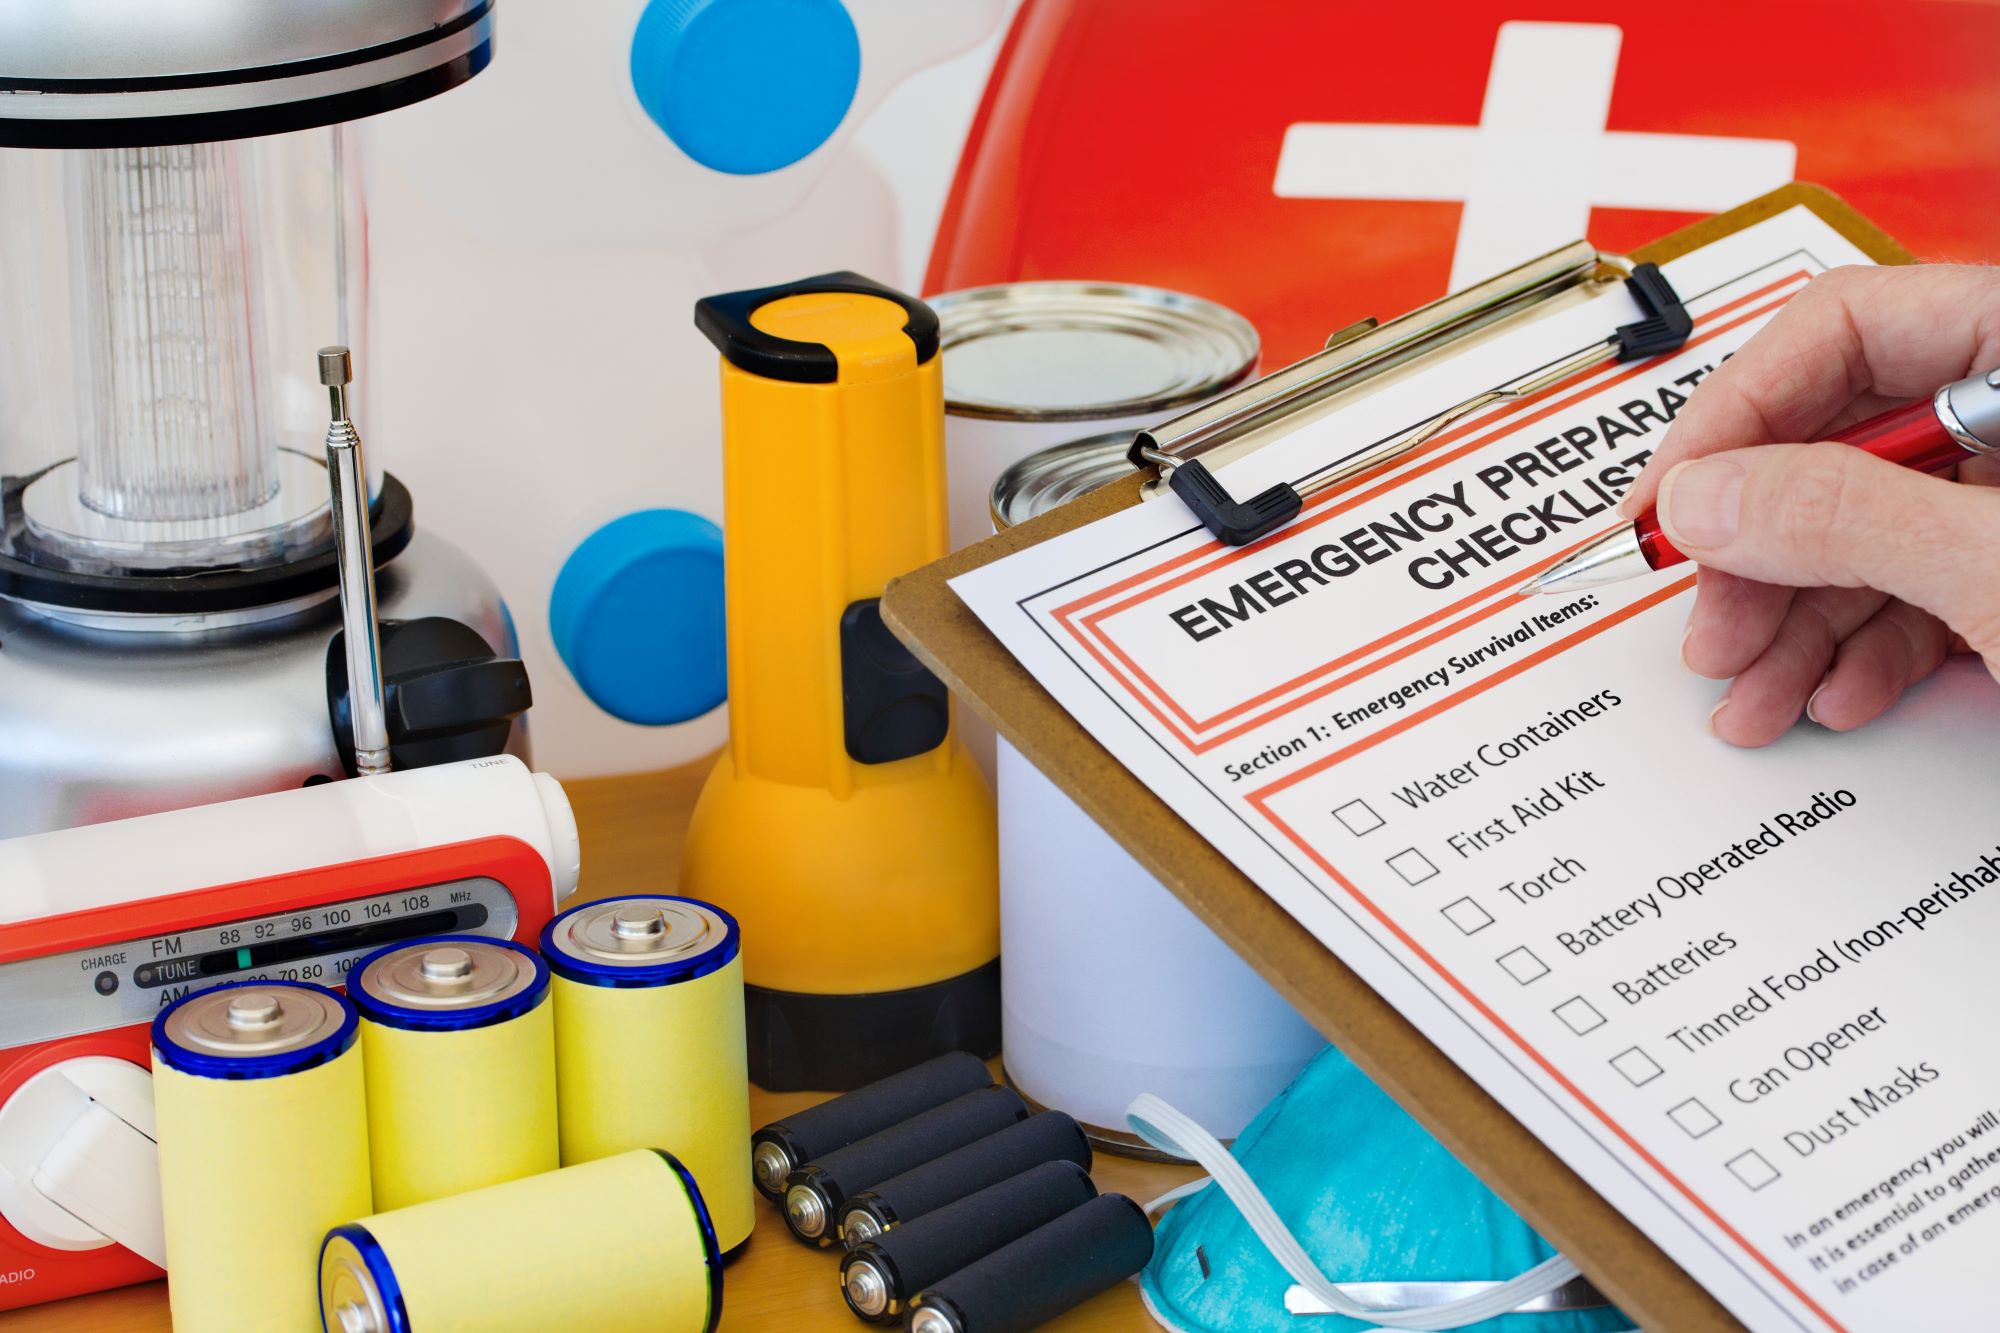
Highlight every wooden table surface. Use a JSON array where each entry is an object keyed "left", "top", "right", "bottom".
[{"left": 3, "top": 761, "right": 1198, "bottom": 1332}]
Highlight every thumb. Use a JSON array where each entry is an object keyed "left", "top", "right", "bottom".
[{"left": 1656, "top": 444, "right": 2000, "bottom": 648}]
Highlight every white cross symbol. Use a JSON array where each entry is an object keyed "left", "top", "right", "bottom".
[{"left": 1274, "top": 21, "right": 1798, "bottom": 290}]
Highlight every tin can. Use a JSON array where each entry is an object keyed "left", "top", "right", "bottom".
[
  {"left": 986, "top": 430, "right": 1139, "bottom": 533},
  {"left": 541, "top": 894, "right": 754, "bottom": 1256},
  {"left": 936, "top": 281, "right": 1258, "bottom": 780},
  {"left": 320, "top": 1148, "right": 721, "bottom": 1333},
  {"left": 152, "top": 980, "right": 369, "bottom": 1333},
  {"left": 935, "top": 281, "right": 1259, "bottom": 554},
  {"left": 351, "top": 935, "right": 557, "bottom": 1210},
  {"left": 990, "top": 441, "right": 1323, "bottom": 1158}
]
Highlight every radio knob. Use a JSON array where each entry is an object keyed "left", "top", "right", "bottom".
[{"left": 0, "top": 1056, "right": 163, "bottom": 1266}]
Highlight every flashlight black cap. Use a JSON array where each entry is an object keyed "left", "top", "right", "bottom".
[{"left": 695, "top": 271, "right": 940, "bottom": 384}]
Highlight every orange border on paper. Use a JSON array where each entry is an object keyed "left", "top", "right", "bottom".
[
  {"left": 1240, "top": 582, "right": 1844, "bottom": 1333},
  {"left": 1051, "top": 271, "right": 1811, "bottom": 753}
]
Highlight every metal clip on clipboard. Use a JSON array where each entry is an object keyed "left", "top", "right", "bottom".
[{"left": 1130, "top": 242, "right": 1693, "bottom": 546}]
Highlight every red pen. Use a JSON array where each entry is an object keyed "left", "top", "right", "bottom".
[{"left": 1525, "top": 367, "right": 2000, "bottom": 595}]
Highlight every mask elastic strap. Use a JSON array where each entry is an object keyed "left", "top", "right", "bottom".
[{"left": 1127, "top": 1093, "right": 1584, "bottom": 1331}]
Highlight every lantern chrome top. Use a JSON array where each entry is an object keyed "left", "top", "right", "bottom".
[{"left": 0, "top": 0, "right": 494, "bottom": 148}]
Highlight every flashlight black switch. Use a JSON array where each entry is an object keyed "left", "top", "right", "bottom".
[{"left": 840, "top": 599, "right": 950, "bottom": 764}]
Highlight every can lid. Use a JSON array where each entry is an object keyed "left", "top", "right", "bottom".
[
  {"left": 152, "top": 980, "right": 356, "bottom": 1080},
  {"left": 350, "top": 936, "right": 548, "bottom": 1032},
  {"left": 539, "top": 894, "right": 740, "bottom": 988},
  {"left": 991, "top": 431, "right": 1142, "bottom": 530},
  {"left": 933, "top": 281, "right": 1258, "bottom": 423}
]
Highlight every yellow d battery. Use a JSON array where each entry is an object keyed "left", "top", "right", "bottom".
[
  {"left": 320, "top": 1148, "right": 721, "bottom": 1333},
  {"left": 541, "top": 894, "right": 753, "bottom": 1257},
  {"left": 350, "top": 935, "right": 558, "bottom": 1210},
  {"left": 152, "top": 980, "right": 370, "bottom": 1333}
]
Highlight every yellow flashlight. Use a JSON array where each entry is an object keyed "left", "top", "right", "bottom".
[{"left": 686, "top": 273, "right": 998, "bottom": 1090}]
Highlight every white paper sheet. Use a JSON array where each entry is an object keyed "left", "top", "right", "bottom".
[{"left": 953, "top": 207, "right": 2000, "bottom": 1333}]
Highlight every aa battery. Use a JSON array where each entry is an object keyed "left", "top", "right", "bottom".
[
  {"left": 904, "top": 1193, "right": 1155, "bottom": 1333},
  {"left": 153, "top": 981, "right": 370, "bottom": 1333},
  {"left": 839, "top": 1111, "right": 1090, "bottom": 1248},
  {"left": 751, "top": 1050, "right": 992, "bottom": 1201},
  {"left": 782, "top": 1085, "right": 1027, "bottom": 1247},
  {"left": 840, "top": 1160, "right": 1097, "bottom": 1323},
  {"left": 541, "top": 894, "right": 754, "bottom": 1256},
  {"left": 320, "top": 1148, "right": 721, "bottom": 1333},
  {"left": 351, "top": 935, "right": 557, "bottom": 1210}
]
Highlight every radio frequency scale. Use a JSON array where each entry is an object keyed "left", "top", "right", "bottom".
[{"left": 0, "top": 757, "right": 580, "bottom": 1309}]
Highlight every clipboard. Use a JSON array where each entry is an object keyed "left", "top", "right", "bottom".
[{"left": 882, "top": 184, "right": 1912, "bottom": 1332}]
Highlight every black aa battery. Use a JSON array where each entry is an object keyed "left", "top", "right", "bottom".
[
  {"left": 839, "top": 1160, "right": 1097, "bottom": 1324},
  {"left": 838, "top": 1111, "right": 1090, "bottom": 1248},
  {"left": 751, "top": 1051, "right": 992, "bottom": 1201},
  {"left": 782, "top": 1085, "right": 1027, "bottom": 1246},
  {"left": 902, "top": 1193, "right": 1155, "bottom": 1333}
]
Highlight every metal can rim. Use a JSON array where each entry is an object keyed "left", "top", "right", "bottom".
[
  {"left": 932, "top": 280, "right": 1258, "bottom": 423},
  {"left": 151, "top": 979, "right": 358, "bottom": 1080},
  {"left": 348, "top": 934, "right": 550, "bottom": 1032},
  {"left": 538, "top": 893, "right": 742, "bottom": 988},
  {"left": 989, "top": 430, "right": 1142, "bottom": 531}
]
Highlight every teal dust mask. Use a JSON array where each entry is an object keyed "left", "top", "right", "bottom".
[{"left": 1127, "top": 1045, "right": 1632, "bottom": 1333}]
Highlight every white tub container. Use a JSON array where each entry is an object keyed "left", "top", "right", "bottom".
[{"left": 990, "top": 437, "right": 1322, "bottom": 1156}]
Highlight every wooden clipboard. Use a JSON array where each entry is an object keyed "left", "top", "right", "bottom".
[{"left": 881, "top": 184, "right": 1912, "bottom": 1331}]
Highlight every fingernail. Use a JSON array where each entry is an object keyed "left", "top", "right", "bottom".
[
  {"left": 1805, "top": 677, "right": 1832, "bottom": 726},
  {"left": 1707, "top": 695, "right": 1730, "bottom": 736},
  {"left": 1660, "top": 458, "right": 1747, "bottom": 548},
  {"left": 1680, "top": 620, "right": 1696, "bottom": 669}
]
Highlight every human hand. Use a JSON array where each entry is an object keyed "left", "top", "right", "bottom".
[{"left": 1619, "top": 264, "right": 2000, "bottom": 746}]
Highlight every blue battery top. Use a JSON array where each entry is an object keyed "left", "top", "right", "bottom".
[
  {"left": 320, "top": 1224, "right": 412, "bottom": 1333},
  {"left": 539, "top": 894, "right": 740, "bottom": 989},
  {"left": 152, "top": 979, "right": 358, "bottom": 1081},
  {"left": 348, "top": 934, "right": 550, "bottom": 1033}
]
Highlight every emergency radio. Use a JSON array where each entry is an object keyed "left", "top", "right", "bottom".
[{"left": 0, "top": 755, "right": 580, "bottom": 1311}]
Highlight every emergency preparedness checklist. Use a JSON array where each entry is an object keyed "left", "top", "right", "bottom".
[{"left": 954, "top": 207, "right": 2000, "bottom": 1333}]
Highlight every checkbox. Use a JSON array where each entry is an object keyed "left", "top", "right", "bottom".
[
  {"left": 1441, "top": 897, "right": 1493, "bottom": 936},
  {"left": 1726, "top": 1149, "right": 1780, "bottom": 1191},
  {"left": 1553, "top": 996, "right": 1605, "bottom": 1035},
  {"left": 1609, "top": 1047, "right": 1663, "bottom": 1087},
  {"left": 1387, "top": 848, "right": 1438, "bottom": 886},
  {"left": 1496, "top": 946, "right": 1549, "bottom": 984},
  {"left": 1669, "top": 1098, "right": 1722, "bottom": 1139},
  {"left": 1333, "top": 799, "right": 1385, "bottom": 836}
]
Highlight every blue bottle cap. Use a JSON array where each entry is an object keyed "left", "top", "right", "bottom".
[
  {"left": 628, "top": 0, "right": 861, "bottom": 175},
  {"left": 549, "top": 509, "right": 726, "bottom": 726}
]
